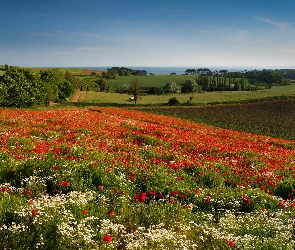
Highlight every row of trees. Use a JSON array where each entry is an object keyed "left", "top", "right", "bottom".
[
  {"left": 103, "top": 67, "right": 149, "bottom": 79},
  {"left": 0, "top": 67, "right": 74, "bottom": 107}
]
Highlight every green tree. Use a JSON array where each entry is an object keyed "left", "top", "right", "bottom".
[
  {"left": 0, "top": 68, "right": 45, "bottom": 107},
  {"left": 96, "top": 77, "right": 109, "bottom": 92},
  {"left": 129, "top": 79, "right": 141, "bottom": 105},
  {"left": 181, "top": 79, "right": 199, "bottom": 93},
  {"left": 163, "top": 81, "right": 181, "bottom": 93},
  {"left": 40, "top": 69, "right": 73, "bottom": 101}
]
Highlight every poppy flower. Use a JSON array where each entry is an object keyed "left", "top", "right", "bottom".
[
  {"left": 227, "top": 239, "right": 234, "bottom": 246},
  {"left": 61, "top": 181, "right": 69, "bottom": 187},
  {"left": 109, "top": 210, "right": 115, "bottom": 216},
  {"left": 1, "top": 186, "right": 7, "bottom": 192},
  {"left": 82, "top": 210, "right": 88, "bottom": 214},
  {"left": 32, "top": 209, "right": 38, "bottom": 216},
  {"left": 25, "top": 189, "right": 31, "bottom": 195},
  {"left": 103, "top": 235, "right": 112, "bottom": 243}
]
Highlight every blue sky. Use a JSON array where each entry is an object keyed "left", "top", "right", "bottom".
[{"left": 1, "top": 0, "right": 295, "bottom": 68}]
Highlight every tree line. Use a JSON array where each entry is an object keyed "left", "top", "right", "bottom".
[{"left": 0, "top": 66, "right": 75, "bottom": 107}]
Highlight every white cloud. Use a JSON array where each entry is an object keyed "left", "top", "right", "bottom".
[{"left": 255, "top": 17, "right": 289, "bottom": 29}]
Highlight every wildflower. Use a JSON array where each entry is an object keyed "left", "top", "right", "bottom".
[
  {"left": 82, "top": 210, "right": 88, "bottom": 214},
  {"left": 25, "top": 189, "right": 31, "bottom": 195},
  {"left": 54, "top": 166, "right": 59, "bottom": 170},
  {"left": 278, "top": 201, "right": 286, "bottom": 208},
  {"left": 32, "top": 209, "right": 38, "bottom": 216},
  {"left": 1, "top": 186, "right": 7, "bottom": 192},
  {"left": 61, "top": 180, "right": 69, "bottom": 187},
  {"left": 129, "top": 175, "right": 135, "bottom": 181},
  {"left": 227, "top": 239, "right": 234, "bottom": 246},
  {"left": 246, "top": 198, "right": 251, "bottom": 204},
  {"left": 99, "top": 185, "right": 104, "bottom": 190},
  {"left": 109, "top": 210, "right": 115, "bottom": 216},
  {"left": 194, "top": 189, "right": 200, "bottom": 194},
  {"left": 121, "top": 190, "right": 125, "bottom": 196},
  {"left": 205, "top": 197, "right": 211, "bottom": 203},
  {"left": 139, "top": 192, "right": 146, "bottom": 202},
  {"left": 114, "top": 189, "right": 119, "bottom": 193},
  {"left": 103, "top": 235, "right": 112, "bottom": 243}
]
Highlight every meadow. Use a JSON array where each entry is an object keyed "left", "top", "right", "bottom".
[
  {"left": 74, "top": 84, "right": 295, "bottom": 106},
  {"left": 0, "top": 107, "right": 295, "bottom": 249}
]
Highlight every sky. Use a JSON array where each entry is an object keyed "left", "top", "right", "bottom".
[{"left": 1, "top": 0, "right": 295, "bottom": 68}]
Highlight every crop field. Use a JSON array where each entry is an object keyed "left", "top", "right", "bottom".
[
  {"left": 141, "top": 99, "right": 295, "bottom": 140},
  {"left": 0, "top": 107, "right": 295, "bottom": 249}
]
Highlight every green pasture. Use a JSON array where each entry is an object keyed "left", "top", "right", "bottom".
[{"left": 76, "top": 84, "right": 295, "bottom": 105}]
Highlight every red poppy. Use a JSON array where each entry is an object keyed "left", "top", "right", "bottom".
[
  {"left": 32, "top": 209, "right": 38, "bottom": 216},
  {"left": 109, "top": 210, "right": 115, "bottom": 216},
  {"left": 1, "top": 187, "right": 7, "bottom": 192},
  {"left": 227, "top": 239, "right": 234, "bottom": 246},
  {"left": 103, "top": 235, "right": 112, "bottom": 243},
  {"left": 61, "top": 181, "right": 69, "bottom": 187},
  {"left": 194, "top": 189, "right": 200, "bottom": 194},
  {"left": 129, "top": 175, "right": 135, "bottom": 181},
  {"left": 99, "top": 185, "right": 104, "bottom": 190},
  {"left": 278, "top": 201, "right": 286, "bottom": 208},
  {"left": 82, "top": 210, "right": 88, "bottom": 214},
  {"left": 139, "top": 192, "right": 146, "bottom": 202},
  {"left": 25, "top": 189, "right": 31, "bottom": 195}
]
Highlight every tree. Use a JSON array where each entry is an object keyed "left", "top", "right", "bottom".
[
  {"left": 181, "top": 79, "right": 199, "bottom": 93},
  {"left": 163, "top": 81, "right": 181, "bottom": 93},
  {"left": 40, "top": 69, "right": 73, "bottom": 101},
  {"left": 0, "top": 68, "right": 45, "bottom": 107},
  {"left": 129, "top": 79, "right": 141, "bottom": 105},
  {"left": 96, "top": 77, "right": 109, "bottom": 92},
  {"left": 168, "top": 97, "right": 179, "bottom": 106}
]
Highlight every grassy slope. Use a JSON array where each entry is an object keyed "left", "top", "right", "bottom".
[{"left": 79, "top": 84, "right": 295, "bottom": 105}]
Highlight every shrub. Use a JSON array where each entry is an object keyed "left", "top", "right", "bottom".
[{"left": 168, "top": 97, "right": 179, "bottom": 106}]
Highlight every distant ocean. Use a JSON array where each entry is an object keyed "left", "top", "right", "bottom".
[{"left": 81, "top": 66, "right": 285, "bottom": 75}]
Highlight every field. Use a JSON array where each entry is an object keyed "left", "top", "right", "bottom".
[
  {"left": 140, "top": 100, "right": 295, "bottom": 140},
  {"left": 73, "top": 84, "right": 295, "bottom": 106},
  {"left": 1, "top": 107, "right": 295, "bottom": 249}
]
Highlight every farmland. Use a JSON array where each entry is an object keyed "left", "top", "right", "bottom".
[
  {"left": 140, "top": 99, "right": 295, "bottom": 140},
  {"left": 73, "top": 84, "right": 295, "bottom": 106},
  {"left": 0, "top": 107, "right": 295, "bottom": 249}
]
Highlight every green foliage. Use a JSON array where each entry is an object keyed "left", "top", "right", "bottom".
[
  {"left": 181, "top": 79, "right": 199, "bottom": 93},
  {"left": 0, "top": 68, "right": 46, "bottom": 107},
  {"left": 163, "top": 81, "right": 181, "bottom": 93},
  {"left": 168, "top": 97, "right": 179, "bottom": 105},
  {"left": 40, "top": 69, "right": 74, "bottom": 101}
]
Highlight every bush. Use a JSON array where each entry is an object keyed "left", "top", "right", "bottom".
[{"left": 168, "top": 97, "right": 179, "bottom": 106}]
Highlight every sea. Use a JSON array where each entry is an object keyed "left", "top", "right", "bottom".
[{"left": 77, "top": 66, "right": 290, "bottom": 75}]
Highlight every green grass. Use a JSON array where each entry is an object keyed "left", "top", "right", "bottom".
[{"left": 77, "top": 84, "right": 295, "bottom": 106}]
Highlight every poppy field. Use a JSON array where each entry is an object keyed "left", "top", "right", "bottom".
[{"left": 0, "top": 107, "right": 295, "bottom": 249}]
